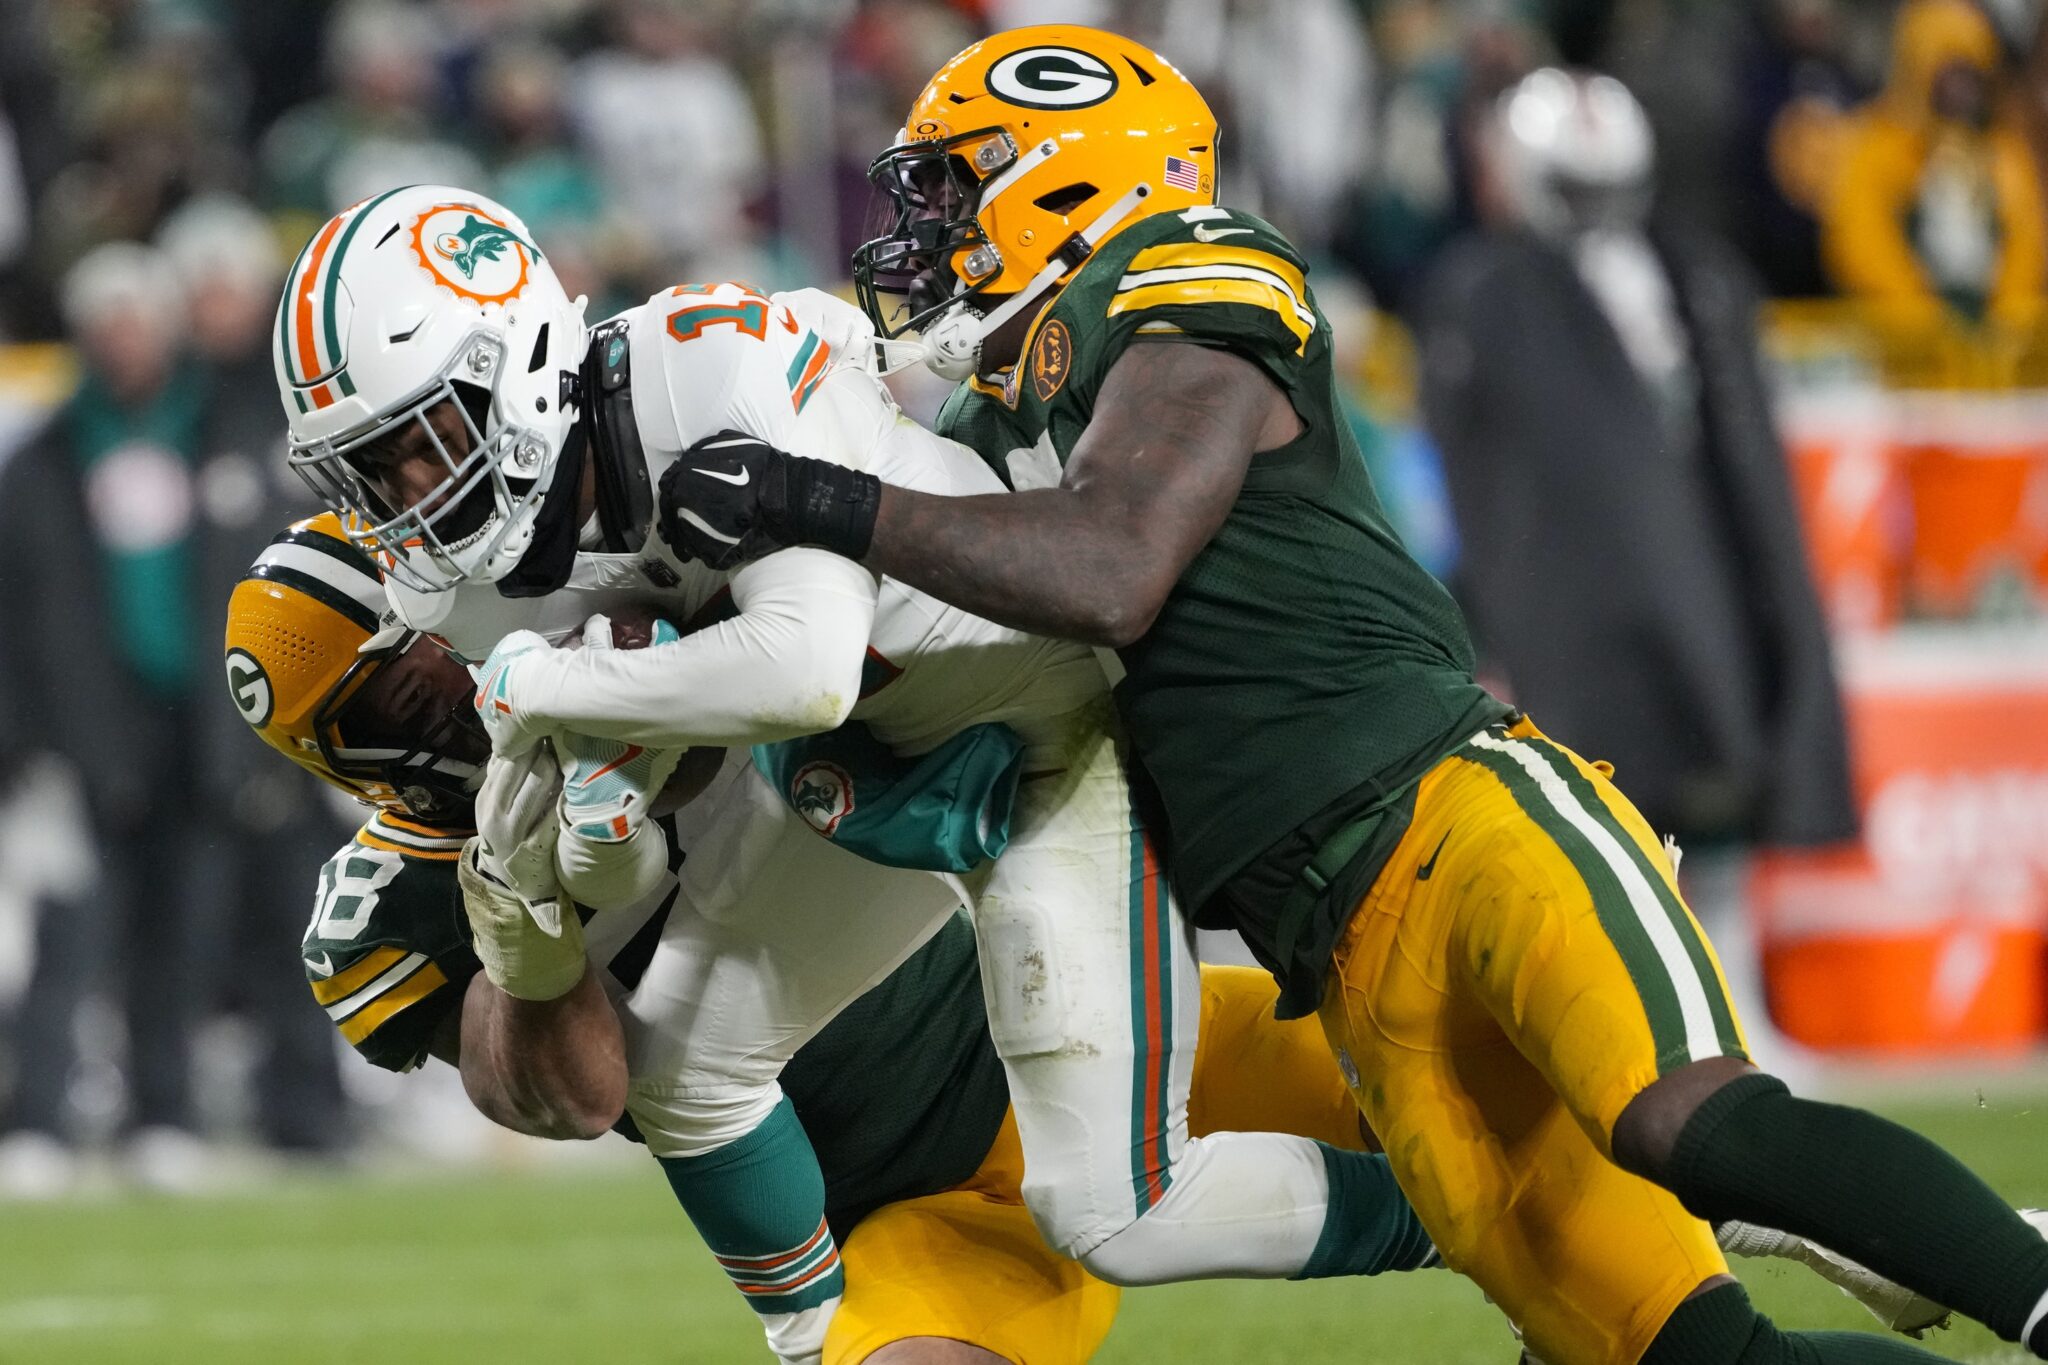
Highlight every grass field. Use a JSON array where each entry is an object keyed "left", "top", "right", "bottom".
[{"left": 2, "top": 1090, "right": 2043, "bottom": 1365}]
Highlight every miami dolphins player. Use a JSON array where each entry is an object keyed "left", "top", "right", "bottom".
[
  {"left": 223, "top": 516, "right": 1957, "bottom": 1363},
  {"left": 269, "top": 183, "right": 1438, "bottom": 1313},
  {"left": 654, "top": 23, "right": 2048, "bottom": 1365}
]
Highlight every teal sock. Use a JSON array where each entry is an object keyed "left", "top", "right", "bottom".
[
  {"left": 1666, "top": 1074, "right": 2048, "bottom": 1349},
  {"left": 1291, "top": 1145, "right": 1439, "bottom": 1280},
  {"left": 657, "top": 1096, "right": 843, "bottom": 1315},
  {"left": 1642, "top": 1282, "right": 1953, "bottom": 1365}
]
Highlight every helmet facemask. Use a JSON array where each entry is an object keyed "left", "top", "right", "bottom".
[
  {"left": 288, "top": 328, "right": 554, "bottom": 594},
  {"left": 853, "top": 128, "right": 1019, "bottom": 346},
  {"left": 314, "top": 626, "right": 486, "bottom": 824}
]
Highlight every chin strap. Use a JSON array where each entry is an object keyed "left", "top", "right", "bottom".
[{"left": 922, "top": 180, "right": 1157, "bottom": 382}]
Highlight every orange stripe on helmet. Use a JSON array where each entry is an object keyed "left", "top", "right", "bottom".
[{"left": 293, "top": 213, "right": 348, "bottom": 385}]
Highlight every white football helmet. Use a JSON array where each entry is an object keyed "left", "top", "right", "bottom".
[
  {"left": 1489, "top": 68, "right": 1654, "bottom": 240},
  {"left": 274, "top": 185, "right": 588, "bottom": 592}
]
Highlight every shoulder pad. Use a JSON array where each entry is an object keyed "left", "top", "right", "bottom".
[
  {"left": 629, "top": 282, "right": 842, "bottom": 456},
  {"left": 1080, "top": 208, "right": 1319, "bottom": 364}
]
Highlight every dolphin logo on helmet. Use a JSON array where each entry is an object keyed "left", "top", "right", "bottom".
[{"left": 272, "top": 185, "right": 588, "bottom": 593}]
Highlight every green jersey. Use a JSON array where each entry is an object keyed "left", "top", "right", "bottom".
[
  {"left": 302, "top": 811, "right": 1007, "bottom": 1236},
  {"left": 936, "top": 208, "right": 1510, "bottom": 1016}
]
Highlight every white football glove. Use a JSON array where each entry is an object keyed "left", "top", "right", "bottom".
[
  {"left": 555, "top": 614, "right": 687, "bottom": 844},
  {"left": 472, "top": 629, "right": 554, "bottom": 758},
  {"left": 463, "top": 746, "right": 585, "bottom": 1001}
]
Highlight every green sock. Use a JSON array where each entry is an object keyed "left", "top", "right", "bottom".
[
  {"left": 1290, "top": 1146, "right": 1440, "bottom": 1280},
  {"left": 1665, "top": 1074, "right": 2048, "bottom": 1350},
  {"left": 1642, "top": 1282, "right": 1954, "bottom": 1364}
]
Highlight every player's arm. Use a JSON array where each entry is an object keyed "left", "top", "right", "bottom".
[
  {"left": 452, "top": 968, "right": 626, "bottom": 1141},
  {"left": 657, "top": 340, "right": 1300, "bottom": 649},
  {"left": 866, "top": 340, "right": 1292, "bottom": 646},
  {"left": 477, "top": 547, "right": 878, "bottom": 754}
]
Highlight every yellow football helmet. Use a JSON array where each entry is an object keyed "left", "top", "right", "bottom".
[
  {"left": 853, "top": 24, "right": 1217, "bottom": 378},
  {"left": 224, "top": 512, "right": 481, "bottom": 821}
]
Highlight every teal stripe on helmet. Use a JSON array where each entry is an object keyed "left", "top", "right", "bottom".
[{"left": 319, "top": 187, "right": 410, "bottom": 385}]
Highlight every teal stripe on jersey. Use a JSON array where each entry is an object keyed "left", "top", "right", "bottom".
[
  {"left": 1148, "top": 848, "right": 1174, "bottom": 1203},
  {"left": 784, "top": 330, "right": 820, "bottom": 390},
  {"left": 1125, "top": 827, "right": 1174, "bottom": 1215}
]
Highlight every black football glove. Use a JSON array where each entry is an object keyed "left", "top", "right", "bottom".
[{"left": 656, "top": 430, "right": 882, "bottom": 570}]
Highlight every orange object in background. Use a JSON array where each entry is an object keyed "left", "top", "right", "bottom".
[
  {"left": 1754, "top": 643, "right": 2048, "bottom": 1055},
  {"left": 1782, "top": 417, "right": 1907, "bottom": 630},
  {"left": 1899, "top": 438, "right": 2044, "bottom": 616}
]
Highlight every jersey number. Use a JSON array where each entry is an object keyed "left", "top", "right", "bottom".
[
  {"left": 667, "top": 299, "right": 771, "bottom": 343},
  {"left": 309, "top": 849, "right": 404, "bottom": 943}
]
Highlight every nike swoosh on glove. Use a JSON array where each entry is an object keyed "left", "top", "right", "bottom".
[
  {"left": 657, "top": 430, "right": 882, "bottom": 568},
  {"left": 556, "top": 614, "right": 687, "bottom": 841},
  {"left": 656, "top": 430, "right": 790, "bottom": 570},
  {"left": 473, "top": 629, "right": 554, "bottom": 757}
]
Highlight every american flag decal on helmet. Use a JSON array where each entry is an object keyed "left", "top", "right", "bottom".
[{"left": 1163, "top": 155, "right": 1202, "bottom": 191}]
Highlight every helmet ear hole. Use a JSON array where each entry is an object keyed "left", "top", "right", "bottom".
[{"left": 1034, "top": 182, "right": 1098, "bottom": 215}]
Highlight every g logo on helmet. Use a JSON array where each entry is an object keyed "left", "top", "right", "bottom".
[
  {"left": 986, "top": 46, "right": 1119, "bottom": 111},
  {"left": 225, "top": 648, "right": 273, "bottom": 727},
  {"left": 408, "top": 202, "right": 537, "bottom": 306}
]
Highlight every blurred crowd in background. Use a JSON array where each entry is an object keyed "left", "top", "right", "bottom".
[{"left": 2, "top": 0, "right": 2046, "bottom": 1195}]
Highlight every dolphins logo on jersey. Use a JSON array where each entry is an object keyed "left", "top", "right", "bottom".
[
  {"left": 408, "top": 203, "right": 535, "bottom": 306},
  {"left": 791, "top": 761, "right": 856, "bottom": 837}
]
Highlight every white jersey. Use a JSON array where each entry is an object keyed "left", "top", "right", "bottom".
[{"left": 388, "top": 282, "right": 1103, "bottom": 756}]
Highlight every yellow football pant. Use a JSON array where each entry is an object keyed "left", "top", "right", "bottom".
[
  {"left": 1319, "top": 716, "right": 1750, "bottom": 1365},
  {"left": 824, "top": 965, "right": 1362, "bottom": 1365}
]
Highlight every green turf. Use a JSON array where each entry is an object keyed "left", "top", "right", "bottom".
[{"left": 0, "top": 1092, "right": 2041, "bottom": 1364}]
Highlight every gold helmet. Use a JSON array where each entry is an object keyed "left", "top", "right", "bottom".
[
  {"left": 853, "top": 24, "right": 1217, "bottom": 379},
  {"left": 224, "top": 512, "right": 481, "bottom": 821}
]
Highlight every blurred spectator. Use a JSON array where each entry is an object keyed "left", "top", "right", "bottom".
[
  {"left": 1821, "top": 0, "right": 2045, "bottom": 327},
  {"left": 1730, "top": 0, "right": 1866, "bottom": 297},
  {"left": 1417, "top": 69, "right": 1856, "bottom": 1062},
  {"left": 260, "top": 1, "right": 483, "bottom": 228},
  {"left": 569, "top": 0, "right": 765, "bottom": 281},
  {"left": 158, "top": 195, "right": 350, "bottom": 1156},
  {"left": 474, "top": 39, "right": 626, "bottom": 314},
  {"left": 0, "top": 243, "right": 216, "bottom": 1191},
  {"left": 1343, "top": 0, "right": 1544, "bottom": 314}
]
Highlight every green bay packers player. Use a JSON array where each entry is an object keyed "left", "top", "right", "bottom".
[
  {"left": 225, "top": 516, "right": 1953, "bottom": 1364},
  {"left": 654, "top": 24, "right": 2048, "bottom": 1365}
]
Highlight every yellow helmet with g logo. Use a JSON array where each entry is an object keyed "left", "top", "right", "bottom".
[
  {"left": 853, "top": 25, "right": 1217, "bottom": 379},
  {"left": 224, "top": 512, "right": 480, "bottom": 821}
]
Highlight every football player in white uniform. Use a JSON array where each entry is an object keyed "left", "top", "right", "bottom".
[{"left": 268, "top": 185, "right": 1419, "bottom": 1335}]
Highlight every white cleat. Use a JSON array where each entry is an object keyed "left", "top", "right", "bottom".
[{"left": 1717, "top": 1220, "right": 1951, "bottom": 1337}]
